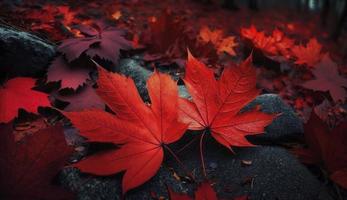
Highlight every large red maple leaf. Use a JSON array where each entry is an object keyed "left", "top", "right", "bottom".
[
  {"left": 179, "top": 52, "right": 276, "bottom": 150},
  {"left": 294, "top": 111, "right": 347, "bottom": 189},
  {"left": 58, "top": 22, "right": 132, "bottom": 63},
  {"left": 0, "top": 123, "right": 74, "bottom": 200},
  {"left": 63, "top": 67, "right": 188, "bottom": 193},
  {"left": 0, "top": 78, "right": 50, "bottom": 123}
]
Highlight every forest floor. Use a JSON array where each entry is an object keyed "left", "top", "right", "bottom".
[{"left": 0, "top": 0, "right": 347, "bottom": 200}]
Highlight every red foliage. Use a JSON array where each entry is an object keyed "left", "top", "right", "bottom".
[
  {"left": 0, "top": 78, "right": 50, "bottom": 123},
  {"left": 198, "top": 26, "right": 238, "bottom": 56},
  {"left": 58, "top": 22, "right": 132, "bottom": 63},
  {"left": 143, "top": 11, "right": 218, "bottom": 64},
  {"left": 292, "top": 38, "right": 323, "bottom": 67},
  {"left": 0, "top": 123, "right": 74, "bottom": 200},
  {"left": 302, "top": 54, "right": 347, "bottom": 102},
  {"left": 241, "top": 25, "right": 294, "bottom": 58},
  {"left": 53, "top": 84, "right": 105, "bottom": 111},
  {"left": 47, "top": 56, "right": 91, "bottom": 90},
  {"left": 179, "top": 51, "right": 276, "bottom": 149},
  {"left": 63, "top": 67, "right": 187, "bottom": 193},
  {"left": 294, "top": 111, "right": 347, "bottom": 189}
]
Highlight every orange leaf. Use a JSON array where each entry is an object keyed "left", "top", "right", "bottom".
[
  {"left": 199, "top": 26, "right": 238, "bottom": 56},
  {"left": 292, "top": 38, "right": 323, "bottom": 67}
]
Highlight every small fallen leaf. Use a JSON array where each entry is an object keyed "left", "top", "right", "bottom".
[
  {"left": 292, "top": 38, "right": 323, "bottom": 67},
  {"left": 46, "top": 56, "right": 91, "bottom": 90},
  {"left": 0, "top": 78, "right": 50, "bottom": 123},
  {"left": 199, "top": 26, "right": 238, "bottom": 56},
  {"left": 58, "top": 22, "right": 132, "bottom": 63},
  {"left": 302, "top": 54, "right": 347, "bottom": 102},
  {"left": 54, "top": 84, "right": 105, "bottom": 111}
]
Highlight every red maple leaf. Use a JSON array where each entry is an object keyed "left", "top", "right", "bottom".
[
  {"left": 46, "top": 56, "right": 91, "bottom": 90},
  {"left": 198, "top": 26, "right": 238, "bottom": 56},
  {"left": 240, "top": 26, "right": 274, "bottom": 55},
  {"left": 293, "top": 111, "right": 347, "bottom": 189},
  {"left": 0, "top": 78, "right": 50, "bottom": 123},
  {"left": 302, "top": 54, "right": 347, "bottom": 102},
  {"left": 168, "top": 181, "right": 248, "bottom": 200},
  {"left": 0, "top": 123, "right": 74, "bottom": 200},
  {"left": 62, "top": 67, "right": 188, "bottom": 193},
  {"left": 271, "top": 29, "right": 294, "bottom": 59},
  {"left": 292, "top": 38, "right": 323, "bottom": 67},
  {"left": 53, "top": 84, "right": 105, "bottom": 111},
  {"left": 241, "top": 26, "right": 294, "bottom": 58},
  {"left": 179, "top": 52, "right": 276, "bottom": 150},
  {"left": 58, "top": 22, "right": 132, "bottom": 63}
]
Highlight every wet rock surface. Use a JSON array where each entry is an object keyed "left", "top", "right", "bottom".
[
  {"left": 0, "top": 25, "right": 56, "bottom": 78},
  {"left": 60, "top": 133, "right": 332, "bottom": 200},
  {"left": 116, "top": 58, "right": 152, "bottom": 101},
  {"left": 244, "top": 94, "right": 304, "bottom": 143}
]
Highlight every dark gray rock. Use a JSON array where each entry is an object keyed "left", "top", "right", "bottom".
[
  {"left": 178, "top": 85, "right": 190, "bottom": 99},
  {"left": 60, "top": 135, "right": 331, "bottom": 200},
  {"left": 244, "top": 94, "right": 304, "bottom": 143},
  {"left": 117, "top": 58, "right": 151, "bottom": 101},
  {"left": 0, "top": 25, "right": 56, "bottom": 77},
  {"left": 116, "top": 58, "right": 189, "bottom": 100}
]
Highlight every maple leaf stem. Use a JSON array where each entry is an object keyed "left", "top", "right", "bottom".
[
  {"left": 176, "top": 135, "right": 200, "bottom": 154},
  {"left": 163, "top": 145, "right": 195, "bottom": 182},
  {"left": 200, "top": 130, "right": 207, "bottom": 178}
]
